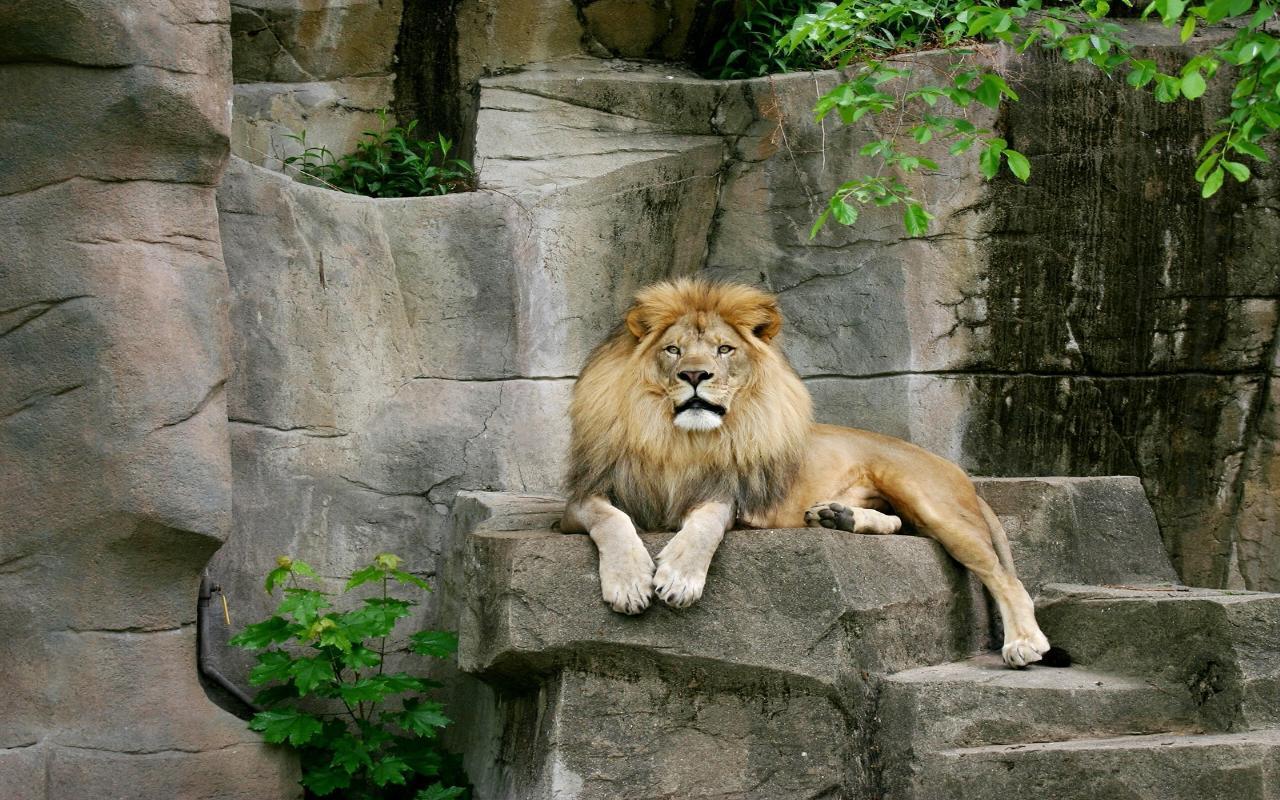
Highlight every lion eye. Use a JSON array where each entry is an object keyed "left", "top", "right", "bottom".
[
  {"left": 718, "top": 345, "right": 735, "bottom": 355},
  {"left": 664, "top": 345, "right": 681, "bottom": 356}
]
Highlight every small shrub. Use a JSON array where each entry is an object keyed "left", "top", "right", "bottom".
[
  {"left": 704, "top": 0, "right": 831, "bottom": 78},
  {"left": 283, "top": 111, "right": 473, "bottom": 198},
  {"left": 230, "top": 553, "right": 467, "bottom": 800}
]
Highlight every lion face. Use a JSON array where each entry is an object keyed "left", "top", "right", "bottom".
[{"left": 656, "top": 315, "right": 751, "bottom": 432}]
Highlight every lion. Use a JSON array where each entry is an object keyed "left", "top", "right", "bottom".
[{"left": 562, "top": 278, "right": 1062, "bottom": 668}]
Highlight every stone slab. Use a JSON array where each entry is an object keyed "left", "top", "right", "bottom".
[
  {"left": 1038, "top": 583, "right": 1280, "bottom": 731},
  {"left": 912, "top": 729, "right": 1280, "bottom": 800}
]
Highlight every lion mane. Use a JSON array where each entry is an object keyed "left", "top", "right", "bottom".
[{"left": 566, "top": 279, "right": 813, "bottom": 531}]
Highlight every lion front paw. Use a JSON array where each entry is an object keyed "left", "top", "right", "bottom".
[
  {"left": 652, "top": 539, "right": 712, "bottom": 609},
  {"left": 598, "top": 543, "right": 655, "bottom": 615},
  {"left": 1001, "top": 631, "right": 1052, "bottom": 668}
]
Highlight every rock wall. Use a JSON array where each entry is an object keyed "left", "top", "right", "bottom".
[
  {"left": 208, "top": 32, "right": 1279, "bottom": 707},
  {"left": 701, "top": 31, "right": 1278, "bottom": 590},
  {"left": 0, "top": 1, "right": 296, "bottom": 797}
]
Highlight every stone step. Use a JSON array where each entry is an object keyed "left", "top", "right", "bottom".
[
  {"left": 877, "top": 653, "right": 1199, "bottom": 797},
  {"left": 1038, "top": 583, "right": 1280, "bottom": 730},
  {"left": 879, "top": 653, "right": 1198, "bottom": 751},
  {"left": 907, "top": 729, "right": 1280, "bottom": 800}
]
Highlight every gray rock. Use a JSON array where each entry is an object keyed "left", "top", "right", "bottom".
[
  {"left": 230, "top": 0, "right": 402, "bottom": 83},
  {"left": 231, "top": 77, "right": 395, "bottom": 171},
  {"left": 911, "top": 730, "right": 1280, "bottom": 800},
  {"left": 0, "top": 1, "right": 296, "bottom": 796},
  {"left": 1038, "top": 584, "right": 1280, "bottom": 731},
  {"left": 973, "top": 476, "right": 1179, "bottom": 595}
]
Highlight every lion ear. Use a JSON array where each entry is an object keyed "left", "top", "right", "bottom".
[
  {"left": 625, "top": 306, "right": 650, "bottom": 339},
  {"left": 748, "top": 299, "right": 782, "bottom": 342}
]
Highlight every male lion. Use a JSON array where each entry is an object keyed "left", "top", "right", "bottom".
[{"left": 563, "top": 279, "right": 1058, "bottom": 668}]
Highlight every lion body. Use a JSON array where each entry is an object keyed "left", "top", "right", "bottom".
[{"left": 563, "top": 278, "right": 1054, "bottom": 668}]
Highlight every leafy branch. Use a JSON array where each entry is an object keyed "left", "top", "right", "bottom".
[
  {"left": 231, "top": 554, "right": 466, "bottom": 800},
  {"left": 779, "top": 0, "right": 1278, "bottom": 236}
]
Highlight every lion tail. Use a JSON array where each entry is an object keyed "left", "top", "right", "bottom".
[{"left": 977, "top": 496, "right": 1019, "bottom": 580}]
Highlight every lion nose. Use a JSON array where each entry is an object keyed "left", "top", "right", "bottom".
[{"left": 678, "top": 370, "right": 712, "bottom": 387}]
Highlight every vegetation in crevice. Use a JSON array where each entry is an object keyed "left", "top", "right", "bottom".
[{"left": 284, "top": 110, "right": 473, "bottom": 198}]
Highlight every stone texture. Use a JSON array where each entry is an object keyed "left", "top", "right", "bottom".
[
  {"left": 973, "top": 476, "right": 1179, "bottom": 595},
  {"left": 231, "top": 76, "right": 395, "bottom": 170},
  {"left": 450, "top": 490, "right": 1280, "bottom": 799},
  {"left": 231, "top": 0, "right": 402, "bottom": 83},
  {"left": 0, "top": 1, "right": 297, "bottom": 796},
  {"left": 913, "top": 730, "right": 1280, "bottom": 800},
  {"left": 1038, "top": 584, "right": 1280, "bottom": 731}
]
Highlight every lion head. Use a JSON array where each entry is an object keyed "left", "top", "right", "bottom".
[{"left": 566, "top": 279, "right": 813, "bottom": 531}]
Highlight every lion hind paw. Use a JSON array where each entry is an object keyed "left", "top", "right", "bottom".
[{"left": 804, "top": 503, "right": 901, "bottom": 535}]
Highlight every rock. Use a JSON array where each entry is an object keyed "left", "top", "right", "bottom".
[
  {"left": 0, "top": 1, "right": 296, "bottom": 796},
  {"left": 449, "top": 489, "right": 1280, "bottom": 799},
  {"left": 973, "top": 476, "right": 1179, "bottom": 595},
  {"left": 1037, "top": 584, "right": 1280, "bottom": 731},
  {"left": 231, "top": 77, "right": 395, "bottom": 171},
  {"left": 230, "top": 0, "right": 402, "bottom": 83},
  {"left": 912, "top": 730, "right": 1280, "bottom": 800}
]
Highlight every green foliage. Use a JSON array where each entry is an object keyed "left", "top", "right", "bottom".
[
  {"left": 776, "top": 0, "right": 1278, "bottom": 235},
  {"left": 704, "top": 0, "right": 832, "bottom": 78},
  {"left": 283, "top": 110, "right": 473, "bottom": 198},
  {"left": 230, "top": 553, "right": 466, "bottom": 800}
]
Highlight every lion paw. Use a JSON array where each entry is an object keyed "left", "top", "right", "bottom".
[
  {"left": 804, "top": 503, "right": 901, "bottom": 534},
  {"left": 1001, "top": 631, "right": 1052, "bottom": 668},
  {"left": 652, "top": 539, "right": 711, "bottom": 609},
  {"left": 598, "top": 543, "right": 655, "bottom": 615}
]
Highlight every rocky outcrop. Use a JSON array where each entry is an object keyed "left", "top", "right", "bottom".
[
  {"left": 448, "top": 482, "right": 1280, "bottom": 799},
  {"left": 0, "top": 1, "right": 297, "bottom": 797}
]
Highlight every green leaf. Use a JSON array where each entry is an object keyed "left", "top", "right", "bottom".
[
  {"left": 1221, "top": 159, "right": 1251, "bottom": 181},
  {"left": 289, "top": 656, "right": 336, "bottom": 694},
  {"left": 903, "top": 203, "right": 933, "bottom": 237},
  {"left": 291, "top": 560, "right": 317, "bottom": 579},
  {"left": 417, "top": 785, "right": 467, "bottom": 800},
  {"left": 249, "top": 650, "right": 294, "bottom": 686},
  {"left": 345, "top": 565, "right": 383, "bottom": 592},
  {"left": 979, "top": 145, "right": 1002, "bottom": 179},
  {"left": 396, "top": 698, "right": 452, "bottom": 736},
  {"left": 342, "top": 645, "right": 383, "bottom": 670},
  {"left": 279, "top": 588, "right": 331, "bottom": 627},
  {"left": 302, "top": 764, "right": 353, "bottom": 796},
  {"left": 391, "top": 569, "right": 432, "bottom": 590},
  {"left": 370, "top": 756, "right": 412, "bottom": 787},
  {"left": 1232, "top": 139, "right": 1271, "bottom": 161},
  {"left": 329, "top": 734, "right": 374, "bottom": 775},
  {"left": 1182, "top": 70, "right": 1207, "bottom": 99},
  {"left": 831, "top": 198, "right": 858, "bottom": 225},
  {"left": 1004, "top": 149, "right": 1032, "bottom": 181},
  {"left": 1201, "top": 165, "right": 1225, "bottom": 196},
  {"left": 809, "top": 209, "right": 831, "bottom": 239},
  {"left": 410, "top": 630, "right": 459, "bottom": 659},
  {"left": 249, "top": 708, "right": 324, "bottom": 746},
  {"left": 1180, "top": 16, "right": 1196, "bottom": 42},
  {"left": 229, "top": 616, "right": 298, "bottom": 649},
  {"left": 265, "top": 566, "right": 291, "bottom": 594}
]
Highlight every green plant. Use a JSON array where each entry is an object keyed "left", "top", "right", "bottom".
[
  {"left": 704, "top": 0, "right": 831, "bottom": 78},
  {"left": 778, "top": 0, "right": 1278, "bottom": 236},
  {"left": 283, "top": 110, "right": 473, "bottom": 198},
  {"left": 229, "top": 553, "right": 466, "bottom": 800}
]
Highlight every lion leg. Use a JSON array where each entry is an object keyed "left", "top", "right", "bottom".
[
  {"left": 652, "top": 500, "right": 734, "bottom": 609},
  {"left": 563, "top": 495, "right": 654, "bottom": 615},
  {"left": 907, "top": 494, "right": 1050, "bottom": 668},
  {"left": 804, "top": 499, "right": 902, "bottom": 534}
]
